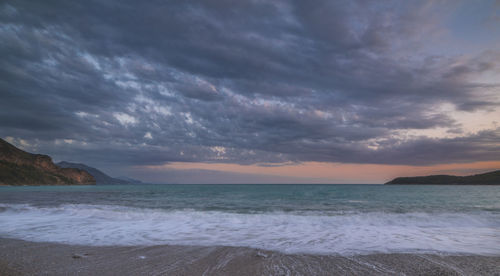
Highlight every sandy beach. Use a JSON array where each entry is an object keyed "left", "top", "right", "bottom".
[{"left": 0, "top": 238, "right": 498, "bottom": 276}]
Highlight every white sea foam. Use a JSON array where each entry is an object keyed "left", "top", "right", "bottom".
[{"left": 0, "top": 203, "right": 499, "bottom": 255}]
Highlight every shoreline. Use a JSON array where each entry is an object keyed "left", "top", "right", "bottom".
[{"left": 1, "top": 238, "right": 499, "bottom": 275}]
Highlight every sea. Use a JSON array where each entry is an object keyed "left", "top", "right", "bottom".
[{"left": 0, "top": 184, "right": 499, "bottom": 256}]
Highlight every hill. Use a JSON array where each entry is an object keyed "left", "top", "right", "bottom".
[
  {"left": 57, "top": 161, "right": 139, "bottom": 185},
  {"left": 0, "top": 138, "right": 95, "bottom": 185},
  {"left": 385, "top": 170, "right": 500, "bottom": 185}
]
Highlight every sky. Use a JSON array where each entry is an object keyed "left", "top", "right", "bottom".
[{"left": 1, "top": 0, "right": 499, "bottom": 184}]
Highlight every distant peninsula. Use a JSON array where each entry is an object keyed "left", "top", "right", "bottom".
[
  {"left": 57, "top": 161, "right": 143, "bottom": 185},
  {"left": 0, "top": 138, "right": 95, "bottom": 186},
  {"left": 385, "top": 170, "right": 500, "bottom": 185}
]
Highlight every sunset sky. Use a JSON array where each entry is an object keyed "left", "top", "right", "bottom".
[{"left": 1, "top": 0, "right": 499, "bottom": 183}]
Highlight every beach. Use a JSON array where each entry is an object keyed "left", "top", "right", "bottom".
[
  {"left": 1, "top": 238, "right": 499, "bottom": 276},
  {"left": 1, "top": 185, "right": 500, "bottom": 275}
]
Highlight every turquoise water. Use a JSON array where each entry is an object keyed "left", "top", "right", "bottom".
[{"left": 1, "top": 184, "right": 499, "bottom": 255}]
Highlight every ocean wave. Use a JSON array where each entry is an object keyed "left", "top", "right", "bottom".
[{"left": 0, "top": 203, "right": 499, "bottom": 255}]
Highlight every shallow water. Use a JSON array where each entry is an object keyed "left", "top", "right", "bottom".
[{"left": 1, "top": 184, "right": 499, "bottom": 255}]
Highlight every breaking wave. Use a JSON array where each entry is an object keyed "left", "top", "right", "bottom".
[{"left": 1, "top": 203, "right": 499, "bottom": 255}]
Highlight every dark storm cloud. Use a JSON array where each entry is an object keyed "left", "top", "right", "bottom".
[{"left": 1, "top": 0, "right": 499, "bottom": 167}]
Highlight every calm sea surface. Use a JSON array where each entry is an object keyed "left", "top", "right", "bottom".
[{"left": 1, "top": 184, "right": 499, "bottom": 255}]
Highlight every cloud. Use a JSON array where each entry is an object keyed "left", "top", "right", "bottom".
[
  {"left": 113, "top": 112, "right": 137, "bottom": 126},
  {"left": 0, "top": 0, "right": 499, "bottom": 171}
]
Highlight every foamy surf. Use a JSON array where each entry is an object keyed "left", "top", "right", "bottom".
[{"left": 1, "top": 203, "right": 499, "bottom": 255}]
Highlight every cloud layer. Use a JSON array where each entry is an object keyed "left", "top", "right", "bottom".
[{"left": 1, "top": 0, "right": 499, "bottom": 171}]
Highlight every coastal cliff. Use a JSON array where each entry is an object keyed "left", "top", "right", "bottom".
[
  {"left": 0, "top": 138, "right": 95, "bottom": 185},
  {"left": 385, "top": 170, "right": 500, "bottom": 185}
]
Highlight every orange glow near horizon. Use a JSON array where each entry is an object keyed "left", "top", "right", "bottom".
[{"left": 142, "top": 161, "right": 500, "bottom": 184}]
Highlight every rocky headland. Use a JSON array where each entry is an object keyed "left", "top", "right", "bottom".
[{"left": 0, "top": 138, "right": 95, "bottom": 185}]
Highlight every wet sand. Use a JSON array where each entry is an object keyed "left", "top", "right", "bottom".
[{"left": 0, "top": 238, "right": 499, "bottom": 276}]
